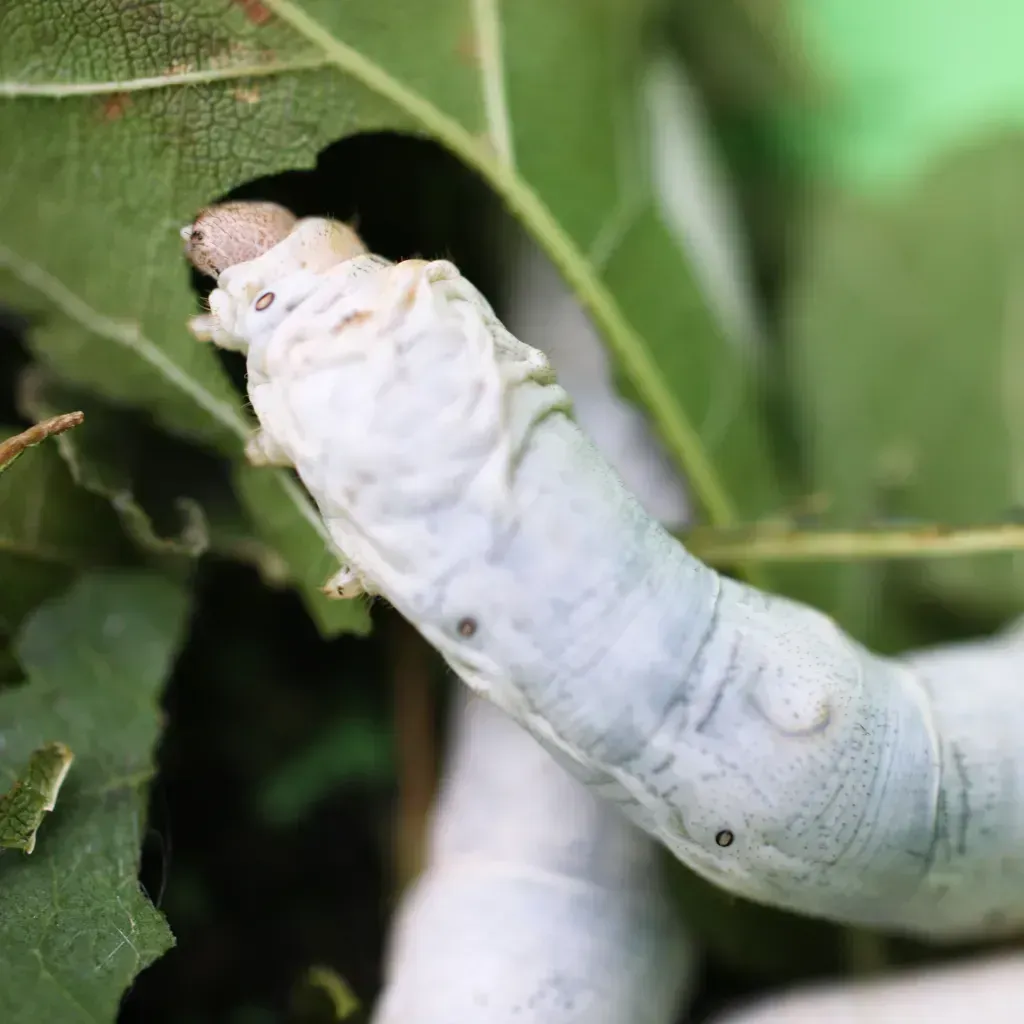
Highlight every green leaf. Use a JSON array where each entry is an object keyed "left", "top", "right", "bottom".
[
  {"left": 19, "top": 371, "right": 322, "bottom": 603},
  {"left": 0, "top": 424, "right": 130, "bottom": 632},
  {"left": 0, "top": 0, "right": 777, "bottom": 549},
  {"left": 198, "top": 482, "right": 294, "bottom": 589},
  {"left": 289, "top": 965, "right": 361, "bottom": 1023},
  {"left": 0, "top": 571, "right": 190, "bottom": 1023},
  {"left": 787, "top": 137, "right": 1024, "bottom": 620}
]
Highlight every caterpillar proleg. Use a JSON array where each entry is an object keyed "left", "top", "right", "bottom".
[{"left": 184, "top": 202, "right": 1024, "bottom": 942}]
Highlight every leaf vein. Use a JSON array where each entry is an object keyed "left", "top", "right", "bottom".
[
  {"left": 0, "top": 243, "right": 247, "bottom": 439},
  {"left": 469, "top": 0, "right": 515, "bottom": 165},
  {"left": 0, "top": 244, "right": 334, "bottom": 573},
  {"left": 0, "top": 56, "right": 331, "bottom": 98}
]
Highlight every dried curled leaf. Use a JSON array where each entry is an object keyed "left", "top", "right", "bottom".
[{"left": 0, "top": 741, "right": 73, "bottom": 854}]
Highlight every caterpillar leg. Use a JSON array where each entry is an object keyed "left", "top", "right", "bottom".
[
  {"left": 186, "top": 313, "right": 217, "bottom": 342},
  {"left": 244, "top": 429, "right": 293, "bottom": 468},
  {"left": 186, "top": 312, "right": 249, "bottom": 352},
  {"left": 322, "top": 563, "right": 366, "bottom": 600}
]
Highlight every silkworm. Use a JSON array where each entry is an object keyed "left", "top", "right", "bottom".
[{"left": 184, "top": 203, "right": 1024, "bottom": 942}]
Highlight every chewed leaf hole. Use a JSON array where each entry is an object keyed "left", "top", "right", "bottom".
[{"left": 185, "top": 131, "right": 505, "bottom": 424}]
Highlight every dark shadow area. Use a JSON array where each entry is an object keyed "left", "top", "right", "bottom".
[
  {"left": 0, "top": 309, "right": 33, "bottom": 423},
  {"left": 0, "top": 312, "right": 33, "bottom": 684},
  {"left": 122, "top": 560, "right": 396, "bottom": 1024}
]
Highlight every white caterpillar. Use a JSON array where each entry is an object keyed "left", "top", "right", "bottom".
[{"left": 184, "top": 203, "right": 1024, "bottom": 944}]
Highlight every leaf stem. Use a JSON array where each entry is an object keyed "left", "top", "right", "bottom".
[{"left": 685, "top": 520, "right": 1024, "bottom": 565}]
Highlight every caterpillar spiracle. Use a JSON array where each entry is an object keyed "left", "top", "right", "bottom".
[{"left": 183, "top": 202, "right": 1024, "bottom": 942}]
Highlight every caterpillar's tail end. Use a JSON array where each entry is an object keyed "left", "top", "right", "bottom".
[{"left": 181, "top": 200, "right": 299, "bottom": 278}]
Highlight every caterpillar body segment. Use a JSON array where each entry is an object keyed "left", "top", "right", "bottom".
[{"left": 501, "top": 229, "right": 690, "bottom": 529}]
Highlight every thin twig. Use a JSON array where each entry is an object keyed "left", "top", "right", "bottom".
[
  {"left": 842, "top": 927, "right": 889, "bottom": 977},
  {"left": 0, "top": 412, "right": 85, "bottom": 475}
]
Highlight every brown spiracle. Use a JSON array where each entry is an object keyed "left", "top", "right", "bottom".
[{"left": 180, "top": 201, "right": 299, "bottom": 278}]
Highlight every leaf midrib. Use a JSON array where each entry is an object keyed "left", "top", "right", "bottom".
[
  {"left": 469, "top": 0, "right": 515, "bottom": 166},
  {"left": 0, "top": 55, "right": 330, "bottom": 97}
]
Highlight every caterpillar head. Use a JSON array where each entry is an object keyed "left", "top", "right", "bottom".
[
  {"left": 181, "top": 201, "right": 299, "bottom": 279},
  {"left": 182, "top": 201, "right": 368, "bottom": 352}
]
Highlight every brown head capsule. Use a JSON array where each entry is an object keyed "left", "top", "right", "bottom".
[{"left": 180, "top": 201, "right": 299, "bottom": 278}]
